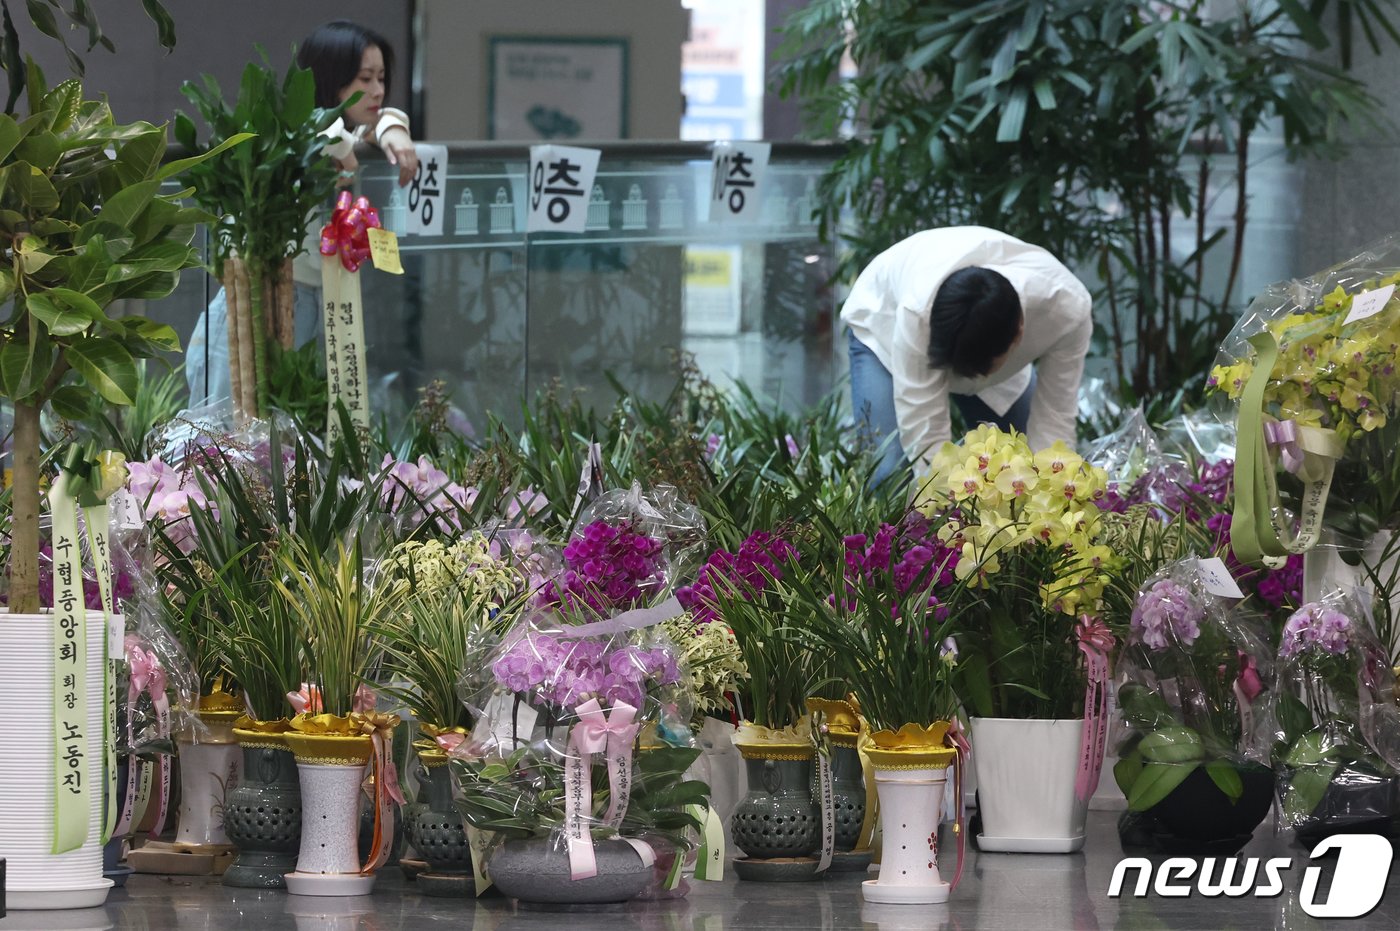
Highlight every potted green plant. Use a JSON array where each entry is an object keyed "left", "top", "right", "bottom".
[
  {"left": 372, "top": 535, "right": 529, "bottom": 896},
  {"left": 1112, "top": 563, "right": 1276, "bottom": 851},
  {"left": 276, "top": 536, "right": 407, "bottom": 897},
  {"left": 449, "top": 614, "right": 710, "bottom": 905},
  {"left": 694, "top": 533, "right": 836, "bottom": 883},
  {"left": 203, "top": 559, "right": 304, "bottom": 889},
  {"left": 919, "top": 426, "right": 1115, "bottom": 853},
  {"left": 0, "top": 65, "right": 245, "bottom": 910},
  {"left": 175, "top": 53, "right": 347, "bottom": 421}
]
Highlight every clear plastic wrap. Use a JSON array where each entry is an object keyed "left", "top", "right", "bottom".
[
  {"left": 1087, "top": 408, "right": 1193, "bottom": 515},
  {"left": 538, "top": 483, "right": 705, "bottom": 618},
  {"left": 1113, "top": 559, "right": 1278, "bottom": 848},
  {"left": 1208, "top": 234, "right": 1400, "bottom": 552},
  {"left": 447, "top": 605, "right": 711, "bottom": 895},
  {"left": 1271, "top": 590, "right": 1400, "bottom": 839}
]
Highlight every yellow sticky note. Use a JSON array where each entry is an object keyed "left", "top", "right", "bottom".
[{"left": 367, "top": 228, "right": 403, "bottom": 275}]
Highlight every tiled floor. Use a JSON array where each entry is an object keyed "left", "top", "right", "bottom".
[{"left": 4, "top": 813, "right": 1399, "bottom": 930}]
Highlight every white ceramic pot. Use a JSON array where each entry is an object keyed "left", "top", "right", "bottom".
[
  {"left": 971, "top": 717, "right": 1089, "bottom": 853},
  {"left": 283, "top": 743, "right": 376, "bottom": 897},
  {"left": 0, "top": 611, "right": 113, "bottom": 910},
  {"left": 862, "top": 764, "right": 949, "bottom": 904},
  {"left": 173, "top": 719, "right": 241, "bottom": 848}
]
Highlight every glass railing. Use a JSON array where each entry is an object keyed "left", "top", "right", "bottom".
[{"left": 154, "top": 142, "right": 846, "bottom": 432}]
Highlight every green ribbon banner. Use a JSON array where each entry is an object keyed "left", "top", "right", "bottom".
[
  {"left": 49, "top": 471, "right": 90, "bottom": 854},
  {"left": 1231, "top": 331, "right": 1341, "bottom": 567}
]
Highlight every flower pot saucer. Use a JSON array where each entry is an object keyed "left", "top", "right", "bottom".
[
  {"left": 399, "top": 857, "right": 428, "bottom": 881},
  {"left": 976, "top": 834, "right": 1085, "bottom": 854},
  {"left": 862, "top": 878, "right": 950, "bottom": 905},
  {"left": 284, "top": 871, "right": 377, "bottom": 896},
  {"left": 828, "top": 849, "right": 874, "bottom": 872},
  {"left": 5, "top": 880, "right": 114, "bottom": 911},
  {"left": 732, "top": 856, "right": 823, "bottom": 882},
  {"left": 417, "top": 871, "right": 475, "bottom": 897},
  {"left": 103, "top": 863, "right": 136, "bottom": 888}
]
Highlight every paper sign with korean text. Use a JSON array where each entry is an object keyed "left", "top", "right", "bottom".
[
  {"left": 709, "top": 141, "right": 770, "bottom": 224},
  {"left": 407, "top": 144, "right": 448, "bottom": 236},
  {"left": 527, "top": 145, "right": 602, "bottom": 234}
]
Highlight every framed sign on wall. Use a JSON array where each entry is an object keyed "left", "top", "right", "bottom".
[{"left": 488, "top": 36, "right": 630, "bottom": 140}]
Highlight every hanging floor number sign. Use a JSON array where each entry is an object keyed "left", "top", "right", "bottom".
[{"left": 527, "top": 144, "right": 602, "bottom": 234}]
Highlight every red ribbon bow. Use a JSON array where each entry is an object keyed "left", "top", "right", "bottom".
[{"left": 319, "top": 190, "right": 381, "bottom": 272}]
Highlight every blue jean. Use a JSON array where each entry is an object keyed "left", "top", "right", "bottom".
[
  {"left": 186, "top": 282, "right": 323, "bottom": 407},
  {"left": 848, "top": 330, "right": 1035, "bottom": 484}
]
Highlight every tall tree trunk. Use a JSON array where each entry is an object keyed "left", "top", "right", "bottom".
[
  {"left": 9, "top": 400, "right": 43, "bottom": 614},
  {"left": 247, "top": 259, "right": 270, "bottom": 417},
  {"left": 223, "top": 259, "right": 245, "bottom": 421}
]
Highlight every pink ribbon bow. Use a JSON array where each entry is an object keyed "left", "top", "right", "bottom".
[
  {"left": 1264, "top": 420, "right": 1306, "bottom": 475},
  {"left": 287, "top": 683, "right": 324, "bottom": 716},
  {"left": 435, "top": 732, "right": 469, "bottom": 755},
  {"left": 564, "top": 699, "right": 641, "bottom": 880},
  {"left": 319, "top": 190, "right": 382, "bottom": 272}
]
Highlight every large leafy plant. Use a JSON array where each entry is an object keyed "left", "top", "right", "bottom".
[
  {"left": 776, "top": 0, "right": 1397, "bottom": 410},
  {"left": 175, "top": 53, "right": 348, "bottom": 417},
  {"left": 0, "top": 66, "right": 246, "bottom": 613}
]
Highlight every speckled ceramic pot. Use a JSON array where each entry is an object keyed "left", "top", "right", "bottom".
[
  {"left": 223, "top": 725, "right": 302, "bottom": 888},
  {"left": 731, "top": 748, "right": 819, "bottom": 862},
  {"left": 173, "top": 698, "right": 243, "bottom": 849},
  {"left": 283, "top": 731, "right": 377, "bottom": 896}
]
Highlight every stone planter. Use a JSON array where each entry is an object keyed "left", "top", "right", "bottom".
[
  {"left": 223, "top": 722, "right": 302, "bottom": 888},
  {"left": 731, "top": 740, "right": 820, "bottom": 881},
  {"left": 405, "top": 750, "right": 472, "bottom": 896},
  {"left": 488, "top": 837, "right": 651, "bottom": 904}
]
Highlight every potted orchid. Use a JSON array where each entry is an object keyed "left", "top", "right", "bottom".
[
  {"left": 682, "top": 529, "right": 828, "bottom": 881},
  {"left": 1272, "top": 594, "right": 1400, "bottom": 842},
  {"left": 448, "top": 612, "right": 707, "bottom": 904},
  {"left": 918, "top": 426, "right": 1115, "bottom": 853},
  {"left": 1112, "top": 561, "right": 1276, "bottom": 851},
  {"left": 786, "top": 509, "right": 967, "bottom": 905}
]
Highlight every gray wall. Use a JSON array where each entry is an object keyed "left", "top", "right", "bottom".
[{"left": 8, "top": 0, "right": 412, "bottom": 128}]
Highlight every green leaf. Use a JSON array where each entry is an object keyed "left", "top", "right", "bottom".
[
  {"left": 1127, "top": 761, "right": 1197, "bottom": 811},
  {"left": 0, "top": 114, "right": 25, "bottom": 162},
  {"left": 139, "top": 0, "right": 176, "bottom": 50},
  {"left": 96, "top": 179, "right": 159, "bottom": 229},
  {"left": 282, "top": 65, "right": 315, "bottom": 127},
  {"left": 1138, "top": 726, "right": 1204, "bottom": 764},
  {"left": 48, "top": 384, "right": 88, "bottom": 420},
  {"left": 65, "top": 337, "right": 137, "bottom": 405},
  {"left": 157, "top": 131, "right": 255, "bottom": 181},
  {"left": 1285, "top": 730, "right": 1333, "bottom": 767},
  {"left": 0, "top": 337, "right": 37, "bottom": 399},
  {"left": 1284, "top": 763, "right": 1337, "bottom": 822},
  {"left": 1204, "top": 760, "right": 1244, "bottom": 804},
  {"left": 1113, "top": 754, "right": 1142, "bottom": 796},
  {"left": 26, "top": 287, "right": 101, "bottom": 335},
  {"left": 1275, "top": 0, "right": 1329, "bottom": 47},
  {"left": 117, "top": 318, "right": 180, "bottom": 352},
  {"left": 15, "top": 233, "right": 56, "bottom": 274},
  {"left": 24, "top": 0, "right": 61, "bottom": 40},
  {"left": 13, "top": 162, "right": 59, "bottom": 213},
  {"left": 114, "top": 129, "right": 167, "bottom": 185}
]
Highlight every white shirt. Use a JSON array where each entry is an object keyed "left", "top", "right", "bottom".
[{"left": 841, "top": 227, "right": 1092, "bottom": 466}]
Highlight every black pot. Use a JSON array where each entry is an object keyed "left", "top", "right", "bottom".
[
  {"left": 1152, "top": 763, "right": 1275, "bottom": 841},
  {"left": 1292, "top": 764, "right": 1400, "bottom": 846},
  {"left": 1118, "top": 762, "right": 1273, "bottom": 852}
]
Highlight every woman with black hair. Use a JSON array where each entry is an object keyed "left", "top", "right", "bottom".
[
  {"left": 842, "top": 227, "right": 1093, "bottom": 484},
  {"left": 187, "top": 20, "right": 420, "bottom": 406}
]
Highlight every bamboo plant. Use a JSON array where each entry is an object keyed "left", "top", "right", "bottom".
[{"left": 175, "top": 52, "right": 348, "bottom": 420}]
